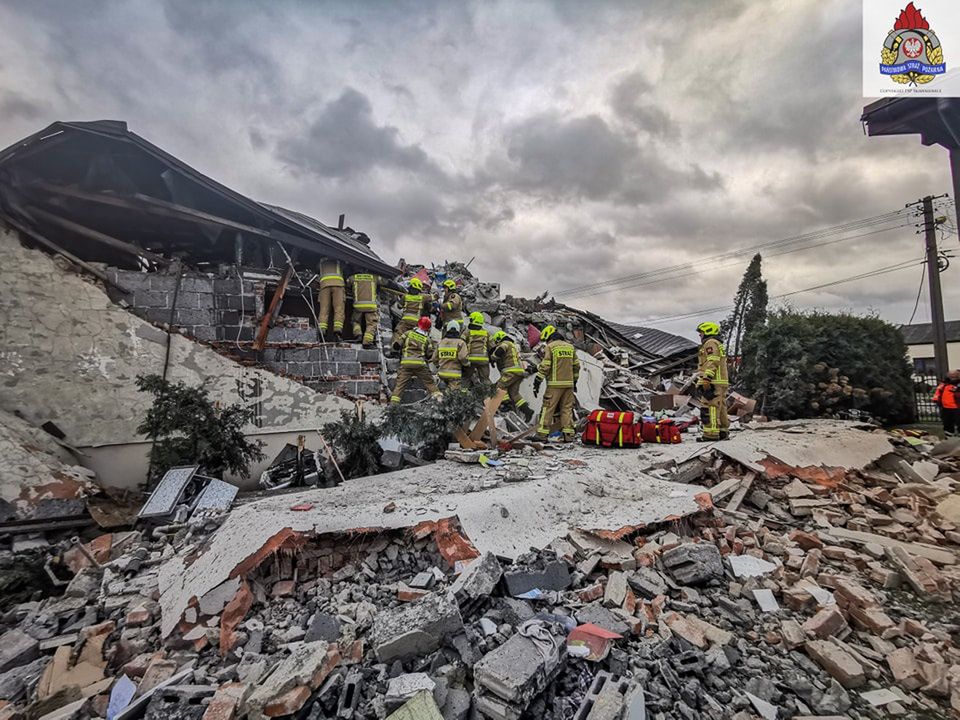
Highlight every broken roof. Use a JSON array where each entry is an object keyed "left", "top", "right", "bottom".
[
  {"left": 900, "top": 320, "right": 960, "bottom": 346},
  {"left": 604, "top": 321, "right": 698, "bottom": 358},
  {"left": 0, "top": 120, "right": 397, "bottom": 276}
]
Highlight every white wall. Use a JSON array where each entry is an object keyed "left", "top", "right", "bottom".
[
  {"left": 906, "top": 342, "right": 960, "bottom": 371},
  {"left": 0, "top": 228, "right": 355, "bottom": 488}
]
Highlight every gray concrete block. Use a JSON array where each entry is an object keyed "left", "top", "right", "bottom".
[
  {"left": 0, "top": 629, "right": 39, "bottom": 673},
  {"left": 145, "top": 308, "right": 172, "bottom": 324},
  {"left": 149, "top": 275, "right": 179, "bottom": 291},
  {"left": 502, "top": 560, "right": 571, "bottom": 596},
  {"left": 442, "top": 688, "right": 471, "bottom": 720},
  {"left": 135, "top": 290, "right": 169, "bottom": 308},
  {"left": 179, "top": 277, "right": 214, "bottom": 293},
  {"left": 370, "top": 592, "right": 463, "bottom": 662},
  {"left": 178, "top": 292, "right": 200, "bottom": 309},
  {"left": 357, "top": 349, "right": 382, "bottom": 364},
  {"left": 283, "top": 348, "right": 310, "bottom": 363},
  {"left": 214, "top": 278, "right": 241, "bottom": 294},
  {"left": 354, "top": 380, "right": 382, "bottom": 396},
  {"left": 217, "top": 310, "right": 241, "bottom": 325},
  {"left": 337, "top": 361, "right": 362, "bottom": 376},
  {"left": 473, "top": 627, "right": 564, "bottom": 705},
  {"left": 266, "top": 327, "right": 288, "bottom": 342},
  {"left": 195, "top": 293, "right": 215, "bottom": 310},
  {"left": 450, "top": 552, "right": 502, "bottom": 604},
  {"left": 114, "top": 271, "right": 152, "bottom": 292},
  {"left": 661, "top": 543, "right": 723, "bottom": 586},
  {"left": 304, "top": 613, "right": 341, "bottom": 643},
  {"left": 189, "top": 326, "right": 217, "bottom": 342},
  {"left": 286, "top": 328, "right": 318, "bottom": 343},
  {"left": 331, "top": 348, "right": 360, "bottom": 362},
  {"left": 175, "top": 309, "right": 213, "bottom": 326}
]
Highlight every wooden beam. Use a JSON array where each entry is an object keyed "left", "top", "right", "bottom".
[
  {"left": 828, "top": 526, "right": 956, "bottom": 566},
  {"left": 724, "top": 472, "right": 756, "bottom": 512},
  {"left": 24, "top": 182, "right": 272, "bottom": 237},
  {"left": 470, "top": 388, "right": 508, "bottom": 442},
  {"left": 27, "top": 206, "right": 169, "bottom": 264},
  {"left": 253, "top": 265, "right": 295, "bottom": 350}
]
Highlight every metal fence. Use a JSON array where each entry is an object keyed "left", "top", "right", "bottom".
[{"left": 913, "top": 373, "right": 941, "bottom": 423}]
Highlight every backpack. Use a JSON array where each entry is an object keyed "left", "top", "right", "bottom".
[
  {"left": 582, "top": 410, "right": 642, "bottom": 448},
  {"left": 640, "top": 418, "right": 682, "bottom": 444}
]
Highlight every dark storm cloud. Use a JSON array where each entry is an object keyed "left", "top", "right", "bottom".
[
  {"left": 277, "top": 88, "right": 441, "bottom": 180},
  {"left": 609, "top": 72, "right": 675, "bottom": 138},
  {"left": 492, "top": 111, "right": 721, "bottom": 205},
  {"left": 0, "top": 92, "right": 45, "bottom": 121}
]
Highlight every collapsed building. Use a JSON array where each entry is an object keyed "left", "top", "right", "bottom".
[{"left": 7, "top": 122, "right": 960, "bottom": 720}]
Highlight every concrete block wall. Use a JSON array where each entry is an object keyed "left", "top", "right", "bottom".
[{"left": 107, "top": 269, "right": 387, "bottom": 396}]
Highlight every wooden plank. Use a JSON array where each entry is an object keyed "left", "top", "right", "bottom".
[
  {"left": 708, "top": 476, "right": 744, "bottom": 503},
  {"left": 252, "top": 265, "right": 295, "bottom": 350},
  {"left": 724, "top": 472, "right": 756, "bottom": 512},
  {"left": 3, "top": 212, "right": 116, "bottom": 287},
  {"left": 828, "top": 526, "right": 956, "bottom": 566},
  {"left": 27, "top": 206, "right": 169, "bottom": 264},
  {"left": 453, "top": 427, "right": 485, "bottom": 450},
  {"left": 469, "top": 389, "right": 507, "bottom": 442}
]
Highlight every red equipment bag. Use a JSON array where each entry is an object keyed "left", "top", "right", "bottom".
[
  {"left": 582, "top": 410, "right": 642, "bottom": 448},
  {"left": 640, "top": 418, "right": 683, "bottom": 444}
]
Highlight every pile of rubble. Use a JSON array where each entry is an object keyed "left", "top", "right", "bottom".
[{"left": 1, "top": 425, "right": 960, "bottom": 720}]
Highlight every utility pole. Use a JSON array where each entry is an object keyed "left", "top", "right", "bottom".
[{"left": 913, "top": 195, "right": 950, "bottom": 378}]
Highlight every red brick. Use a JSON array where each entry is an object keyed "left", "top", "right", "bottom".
[
  {"left": 789, "top": 530, "right": 824, "bottom": 551},
  {"left": 203, "top": 682, "right": 247, "bottom": 720},
  {"left": 271, "top": 580, "right": 295, "bottom": 598},
  {"left": 832, "top": 577, "right": 878, "bottom": 609},
  {"left": 126, "top": 606, "right": 152, "bottom": 627},
  {"left": 578, "top": 583, "right": 605, "bottom": 603},
  {"left": 397, "top": 583, "right": 428, "bottom": 602},
  {"left": 847, "top": 605, "right": 895, "bottom": 633},
  {"left": 799, "top": 549, "right": 821, "bottom": 578},
  {"left": 264, "top": 685, "right": 311, "bottom": 717},
  {"left": 802, "top": 607, "right": 848, "bottom": 639},
  {"left": 805, "top": 639, "right": 865, "bottom": 689},
  {"left": 887, "top": 647, "right": 924, "bottom": 690}
]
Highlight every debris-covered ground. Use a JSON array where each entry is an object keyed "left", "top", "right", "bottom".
[{"left": 2, "top": 422, "right": 960, "bottom": 720}]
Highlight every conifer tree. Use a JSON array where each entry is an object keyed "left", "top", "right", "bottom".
[{"left": 722, "top": 254, "right": 768, "bottom": 382}]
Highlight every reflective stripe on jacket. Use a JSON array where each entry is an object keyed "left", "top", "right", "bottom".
[
  {"left": 401, "top": 294, "right": 429, "bottom": 322},
  {"left": 398, "top": 330, "right": 432, "bottom": 366},
  {"left": 492, "top": 340, "right": 525, "bottom": 375},
  {"left": 318, "top": 258, "right": 345, "bottom": 289},
  {"left": 433, "top": 337, "right": 469, "bottom": 379},
  {"left": 698, "top": 338, "right": 729, "bottom": 386},
  {"left": 463, "top": 327, "right": 491, "bottom": 365},
  {"left": 537, "top": 340, "right": 579, "bottom": 388},
  {"left": 349, "top": 273, "right": 378, "bottom": 311}
]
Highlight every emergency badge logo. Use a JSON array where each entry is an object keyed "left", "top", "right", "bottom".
[{"left": 880, "top": 2, "right": 946, "bottom": 85}]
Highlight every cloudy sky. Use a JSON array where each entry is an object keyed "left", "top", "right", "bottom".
[{"left": 1, "top": 0, "right": 958, "bottom": 339}]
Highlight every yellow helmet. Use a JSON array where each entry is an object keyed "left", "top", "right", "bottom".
[
  {"left": 443, "top": 279, "right": 457, "bottom": 290},
  {"left": 469, "top": 311, "right": 485, "bottom": 326},
  {"left": 540, "top": 325, "right": 557, "bottom": 342},
  {"left": 697, "top": 321, "right": 721, "bottom": 337},
  {"left": 408, "top": 277, "right": 423, "bottom": 291},
  {"left": 492, "top": 330, "right": 507, "bottom": 345}
]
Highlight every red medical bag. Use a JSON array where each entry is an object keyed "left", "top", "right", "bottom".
[
  {"left": 582, "top": 410, "right": 642, "bottom": 448},
  {"left": 640, "top": 418, "right": 682, "bottom": 444}
]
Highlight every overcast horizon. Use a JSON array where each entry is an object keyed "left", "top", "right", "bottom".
[{"left": 2, "top": 0, "right": 958, "bottom": 340}]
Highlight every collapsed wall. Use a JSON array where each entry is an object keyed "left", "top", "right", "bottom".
[{"left": 0, "top": 228, "right": 355, "bottom": 488}]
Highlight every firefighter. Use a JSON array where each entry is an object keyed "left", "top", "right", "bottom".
[
  {"left": 462, "top": 311, "right": 492, "bottom": 386},
  {"left": 490, "top": 330, "right": 534, "bottom": 422},
  {"left": 695, "top": 321, "right": 730, "bottom": 442},
  {"left": 533, "top": 325, "right": 579, "bottom": 442},
  {"left": 433, "top": 321, "right": 470, "bottom": 390},
  {"left": 347, "top": 270, "right": 379, "bottom": 348},
  {"left": 395, "top": 277, "right": 431, "bottom": 338},
  {"left": 933, "top": 370, "right": 960, "bottom": 438},
  {"left": 439, "top": 279, "right": 464, "bottom": 325},
  {"left": 316, "top": 256, "right": 346, "bottom": 340},
  {"left": 390, "top": 316, "right": 441, "bottom": 403}
]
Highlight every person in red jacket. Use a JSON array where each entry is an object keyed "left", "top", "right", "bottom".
[{"left": 933, "top": 370, "right": 960, "bottom": 437}]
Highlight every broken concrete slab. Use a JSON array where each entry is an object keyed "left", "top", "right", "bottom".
[
  {"left": 387, "top": 690, "right": 444, "bottom": 720},
  {"left": 474, "top": 623, "right": 565, "bottom": 711},
  {"left": 449, "top": 552, "right": 502, "bottom": 603},
  {"left": 0, "top": 628, "right": 39, "bottom": 673},
  {"left": 370, "top": 592, "right": 464, "bottom": 662},
  {"left": 660, "top": 543, "right": 722, "bottom": 585},
  {"left": 157, "top": 450, "right": 708, "bottom": 636},
  {"left": 502, "top": 560, "right": 571, "bottom": 596},
  {"left": 386, "top": 673, "right": 436, "bottom": 709}
]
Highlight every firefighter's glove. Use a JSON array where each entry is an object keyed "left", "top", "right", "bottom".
[{"left": 533, "top": 376, "right": 543, "bottom": 395}]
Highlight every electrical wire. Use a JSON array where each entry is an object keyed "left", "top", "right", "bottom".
[
  {"left": 632, "top": 257, "right": 924, "bottom": 327},
  {"left": 906, "top": 261, "right": 926, "bottom": 326},
  {"left": 555, "top": 207, "right": 916, "bottom": 298},
  {"left": 567, "top": 221, "right": 915, "bottom": 300}
]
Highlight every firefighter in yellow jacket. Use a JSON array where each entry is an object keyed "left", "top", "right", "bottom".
[
  {"left": 390, "top": 316, "right": 441, "bottom": 403},
  {"left": 462, "top": 312, "right": 492, "bottom": 386},
  {"left": 695, "top": 321, "right": 730, "bottom": 442},
  {"left": 439, "top": 279, "right": 464, "bottom": 325},
  {"left": 533, "top": 325, "right": 580, "bottom": 442},
  {"left": 347, "top": 271, "right": 379, "bottom": 348},
  {"left": 316, "top": 257, "right": 346, "bottom": 340},
  {"left": 395, "top": 278, "right": 431, "bottom": 338},
  {"left": 432, "top": 321, "right": 470, "bottom": 390},
  {"left": 490, "top": 330, "right": 535, "bottom": 422}
]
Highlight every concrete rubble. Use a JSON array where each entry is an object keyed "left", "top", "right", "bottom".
[{"left": 2, "top": 420, "right": 960, "bottom": 720}]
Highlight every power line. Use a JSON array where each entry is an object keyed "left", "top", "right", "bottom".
[
  {"left": 568, "top": 221, "right": 915, "bottom": 300},
  {"left": 555, "top": 207, "right": 916, "bottom": 298},
  {"left": 631, "top": 257, "right": 924, "bottom": 327},
  {"left": 907, "top": 261, "right": 926, "bottom": 326}
]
